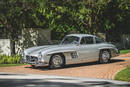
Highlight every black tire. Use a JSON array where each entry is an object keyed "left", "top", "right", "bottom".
[
  {"left": 49, "top": 54, "right": 65, "bottom": 69},
  {"left": 99, "top": 50, "right": 111, "bottom": 64}
]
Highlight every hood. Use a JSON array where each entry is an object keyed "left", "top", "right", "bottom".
[
  {"left": 24, "top": 45, "right": 51, "bottom": 56},
  {"left": 24, "top": 44, "right": 76, "bottom": 56}
]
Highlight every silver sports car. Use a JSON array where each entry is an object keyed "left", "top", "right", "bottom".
[{"left": 21, "top": 34, "right": 119, "bottom": 68}]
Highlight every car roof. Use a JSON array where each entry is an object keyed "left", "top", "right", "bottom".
[{"left": 67, "top": 34, "right": 95, "bottom": 38}]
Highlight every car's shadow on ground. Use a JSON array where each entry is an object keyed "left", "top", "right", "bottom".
[
  {"left": 109, "top": 59, "right": 125, "bottom": 63},
  {"left": 0, "top": 78, "right": 130, "bottom": 87},
  {"left": 25, "top": 59, "right": 125, "bottom": 71}
]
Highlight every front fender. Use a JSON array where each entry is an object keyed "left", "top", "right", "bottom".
[
  {"left": 99, "top": 47, "right": 114, "bottom": 50},
  {"left": 43, "top": 50, "right": 77, "bottom": 64},
  {"left": 46, "top": 50, "right": 76, "bottom": 55}
]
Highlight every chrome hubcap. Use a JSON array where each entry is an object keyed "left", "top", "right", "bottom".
[
  {"left": 102, "top": 51, "right": 110, "bottom": 62},
  {"left": 52, "top": 55, "right": 63, "bottom": 66}
]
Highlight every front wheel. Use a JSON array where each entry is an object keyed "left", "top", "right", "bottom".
[
  {"left": 99, "top": 50, "right": 111, "bottom": 64},
  {"left": 49, "top": 54, "right": 65, "bottom": 69}
]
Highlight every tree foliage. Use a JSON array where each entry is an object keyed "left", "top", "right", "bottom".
[
  {"left": 0, "top": 0, "right": 37, "bottom": 55},
  {"left": 0, "top": 0, "right": 129, "bottom": 54},
  {"left": 36, "top": 0, "right": 129, "bottom": 36}
]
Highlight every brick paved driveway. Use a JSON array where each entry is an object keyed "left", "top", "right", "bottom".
[{"left": 0, "top": 53, "right": 130, "bottom": 79}]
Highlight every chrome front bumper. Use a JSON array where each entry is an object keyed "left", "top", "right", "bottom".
[{"left": 21, "top": 56, "right": 48, "bottom": 67}]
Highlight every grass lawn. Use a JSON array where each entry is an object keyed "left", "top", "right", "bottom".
[
  {"left": 0, "top": 64, "right": 28, "bottom": 67},
  {"left": 120, "top": 49, "right": 130, "bottom": 54},
  {"left": 115, "top": 67, "right": 130, "bottom": 82}
]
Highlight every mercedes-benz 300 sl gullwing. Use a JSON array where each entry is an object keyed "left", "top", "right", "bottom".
[{"left": 21, "top": 34, "right": 119, "bottom": 68}]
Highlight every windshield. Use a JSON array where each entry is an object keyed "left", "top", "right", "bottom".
[{"left": 61, "top": 36, "right": 80, "bottom": 45}]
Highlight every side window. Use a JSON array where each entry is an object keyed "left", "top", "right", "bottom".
[
  {"left": 85, "top": 37, "right": 94, "bottom": 44},
  {"left": 80, "top": 37, "right": 86, "bottom": 44},
  {"left": 80, "top": 36, "right": 94, "bottom": 44},
  {"left": 95, "top": 37, "right": 104, "bottom": 43}
]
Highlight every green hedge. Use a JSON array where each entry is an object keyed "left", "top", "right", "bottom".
[
  {"left": 120, "top": 49, "right": 130, "bottom": 54},
  {"left": 0, "top": 55, "right": 21, "bottom": 64}
]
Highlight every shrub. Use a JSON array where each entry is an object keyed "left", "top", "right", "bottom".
[{"left": 0, "top": 55, "right": 21, "bottom": 64}]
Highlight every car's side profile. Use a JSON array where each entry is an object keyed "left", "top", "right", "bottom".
[{"left": 21, "top": 34, "right": 120, "bottom": 68}]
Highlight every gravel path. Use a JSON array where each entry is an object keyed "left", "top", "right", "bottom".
[{"left": 0, "top": 54, "right": 130, "bottom": 80}]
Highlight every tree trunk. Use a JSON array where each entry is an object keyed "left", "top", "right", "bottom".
[
  {"left": 10, "top": 39, "right": 15, "bottom": 56},
  {"left": 9, "top": 27, "right": 16, "bottom": 55}
]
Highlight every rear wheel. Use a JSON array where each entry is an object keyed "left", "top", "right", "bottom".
[
  {"left": 49, "top": 54, "right": 65, "bottom": 69},
  {"left": 99, "top": 50, "right": 111, "bottom": 63}
]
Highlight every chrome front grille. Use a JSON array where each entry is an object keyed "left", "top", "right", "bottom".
[{"left": 26, "top": 55, "right": 38, "bottom": 62}]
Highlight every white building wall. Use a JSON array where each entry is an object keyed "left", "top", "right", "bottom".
[
  {"left": 122, "top": 34, "right": 130, "bottom": 49},
  {"left": 0, "top": 28, "right": 51, "bottom": 55},
  {"left": 0, "top": 39, "right": 11, "bottom": 55},
  {"left": 15, "top": 28, "right": 51, "bottom": 54}
]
